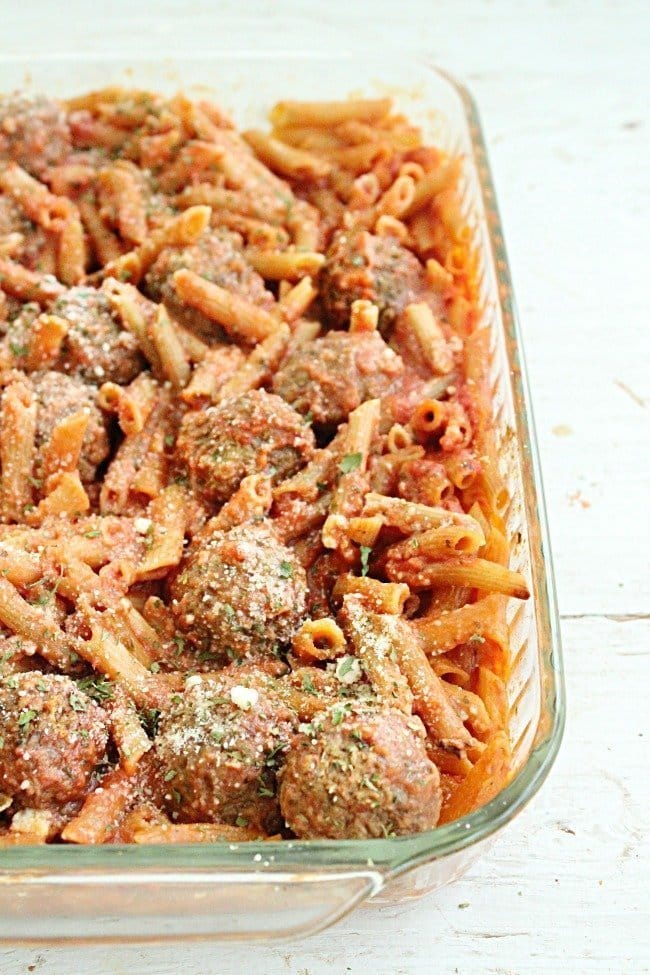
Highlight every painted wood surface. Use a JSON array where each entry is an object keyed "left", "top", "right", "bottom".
[{"left": 1, "top": 1, "right": 648, "bottom": 972}]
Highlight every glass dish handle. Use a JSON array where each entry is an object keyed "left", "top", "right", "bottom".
[{"left": 0, "top": 867, "right": 384, "bottom": 942}]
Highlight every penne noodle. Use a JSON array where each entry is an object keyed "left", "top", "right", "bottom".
[
  {"left": 339, "top": 596, "right": 413, "bottom": 712},
  {"left": 0, "top": 380, "right": 37, "bottom": 523},
  {"left": 24, "top": 313, "right": 69, "bottom": 371},
  {"left": 385, "top": 555, "right": 530, "bottom": 600},
  {"left": 243, "top": 130, "right": 332, "bottom": 182},
  {"left": 149, "top": 304, "right": 191, "bottom": 388},
  {"left": 0, "top": 257, "right": 64, "bottom": 305},
  {"left": 173, "top": 268, "right": 279, "bottom": 343},
  {"left": 93, "top": 205, "right": 211, "bottom": 285},
  {"left": 133, "top": 485, "right": 187, "bottom": 582},
  {"left": 61, "top": 768, "right": 136, "bottom": 844},
  {"left": 210, "top": 474, "right": 273, "bottom": 531},
  {"left": 292, "top": 617, "right": 346, "bottom": 663},
  {"left": 245, "top": 248, "right": 325, "bottom": 281},
  {"left": 270, "top": 98, "right": 393, "bottom": 128},
  {"left": 332, "top": 574, "right": 410, "bottom": 615}
]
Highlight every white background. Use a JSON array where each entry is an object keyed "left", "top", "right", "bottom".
[{"left": 2, "top": 1, "right": 649, "bottom": 973}]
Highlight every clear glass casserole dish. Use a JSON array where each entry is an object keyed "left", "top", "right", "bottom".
[{"left": 0, "top": 52, "right": 565, "bottom": 943}]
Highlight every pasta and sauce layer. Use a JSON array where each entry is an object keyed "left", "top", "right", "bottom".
[{"left": 0, "top": 88, "right": 528, "bottom": 845}]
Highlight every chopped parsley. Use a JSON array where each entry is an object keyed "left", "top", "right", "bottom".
[
  {"left": 9, "top": 343, "right": 27, "bottom": 357},
  {"left": 468, "top": 633, "right": 486, "bottom": 644},
  {"left": 279, "top": 561, "right": 294, "bottom": 579},
  {"left": 139, "top": 707, "right": 161, "bottom": 737},
  {"left": 336, "top": 656, "right": 356, "bottom": 679},
  {"left": 265, "top": 741, "right": 288, "bottom": 768},
  {"left": 69, "top": 693, "right": 88, "bottom": 713},
  {"left": 339, "top": 452, "right": 362, "bottom": 474},
  {"left": 163, "top": 769, "right": 177, "bottom": 782},
  {"left": 235, "top": 815, "right": 249, "bottom": 828},
  {"left": 17, "top": 708, "right": 38, "bottom": 729},
  {"left": 83, "top": 529, "right": 102, "bottom": 539},
  {"left": 301, "top": 674, "right": 317, "bottom": 695},
  {"left": 359, "top": 545, "right": 372, "bottom": 577},
  {"left": 77, "top": 675, "right": 114, "bottom": 703}
]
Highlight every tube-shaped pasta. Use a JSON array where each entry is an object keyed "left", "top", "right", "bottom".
[
  {"left": 277, "top": 276, "right": 317, "bottom": 323},
  {"left": 133, "top": 485, "right": 187, "bottom": 582},
  {"left": 403, "top": 302, "right": 454, "bottom": 375},
  {"left": 409, "top": 398, "right": 447, "bottom": 437},
  {"left": 292, "top": 618, "right": 346, "bottom": 663},
  {"left": 403, "top": 158, "right": 462, "bottom": 217},
  {"left": 0, "top": 258, "right": 64, "bottom": 305},
  {"left": 362, "top": 492, "right": 484, "bottom": 536},
  {"left": 149, "top": 305, "right": 191, "bottom": 389},
  {"left": 94, "top": 206, "right": 211, "bottom": 285},
  {"left": 173, "top": 268, "right": 279, "bottom": 343},
  {"left": 24, "top": 314, "right": 69, "bottom": 371},
  {"left": 438, "top": 732, "right": 511, "bottom": 825},
  {"left": 349, "top": 299, "right": 378, "bottom": 333},
  {"left": 0, "top": 380, "right": 36, "bottom": 522},
  {"left": 270, "top": 98, "right": 392, "bottom": 128},
  {"left": 376, "top": 174, "right": 415, "bottom": 219},
  {"left": 0, "top": 162, "right": 69, "bottom": 228},
  {"left": 338, "top": 596, "right": 413, "bottom": 712},
  {"left": 385, "top": 555, "right": 530, "bottom": 600},
  {"left": 210, "top": 474, "right": 272, "bottom": 532},
  {"left": 384, "top": 520, "right": 486, "bottom": 561},
  {"left": 332, "top": 575, "right": 409, "bottom": 615},
  {"left": 181, "top": 345, "right": 244, "bottom": 405},
  {"left": 61, "top": 768, "right": 136, "bottom": 844},
  {"left": 216, "top": 324, "right": 291, "bottom": 401},
  {"left": 40, "top": 410, "right": 89, "bottom": 487},
  {"left": 243, "top": 130, "right": 332, "bottom": 182},
  {"left": 412, "top": 594, "right": 508, "bottom": 656},
  {"left": 245, "top": 248, "right": 325, "bottom": 281}
]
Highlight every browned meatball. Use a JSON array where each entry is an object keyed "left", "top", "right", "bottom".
[
  {"left": 47, "top": 286, "right": 144, "bottom": 384},
  {"left": 0, "top": 93, "right": 72, "bottom": 178},
  {"left": 153, "top": 673, "right": 296, "bottom": 830},
  {"left": 272, "top": 330, "right": 403, "bottom": 426},
  {"left": 278, "top": 704, "right": 441, "bottom": 838},
  {"left": 29, "top": 371, "right": 110, "bottom": 485},
  {"left": 321, "top": 228, "right": 426, "bottom": 332},
  {"left": 176, "top": 390, "right": 314, "bottom": 506},
  {"left": 169, "top": 520, "right": 307, "bottom": 665},
  {"left": 0, "top": 672, "right": 108, "bottom": 810},
  {"left": 143, "top": 229, "right": 274, "bottom": 336}
]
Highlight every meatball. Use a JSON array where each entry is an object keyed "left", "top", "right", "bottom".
[
  {"left": 0, "top": 93, "right": 72, "bottom": 178},
  {"left": 153, "top": 673, "right": 296, "bottom": 830},
  {"left": 321, "top": 228, "right": 426, "bottom": 332},
  {"left": 48, "top": 286, "right": 144, "bottom": 384},
  {"left": 176, "top": 389, "right": 314, "bottom": 506},
  {"left": 279, "top": 704, "right": 441, "bottom": 838},
  {"left": 169, "top": 520, "right": 307, "bottom": 665},
  {"left": 29, "top": 371, "right": 110, "bottom": 484},
  {"left": 143, "top": 229, "right": 274, "bottom": 336},
  {"left": 0, "top": 672, "right": 108, "bottom": 810},
  {"left": 272, "top": 329, "right": 403, "bottom": 426}
]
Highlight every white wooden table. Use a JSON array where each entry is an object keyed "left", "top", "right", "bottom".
[{"left": 2, "top": 2, "right": 649, "bottom": 972}]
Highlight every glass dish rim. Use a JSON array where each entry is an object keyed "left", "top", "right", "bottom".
[{"left": 0, "top": 53, "right": 565, "bottom": 882}]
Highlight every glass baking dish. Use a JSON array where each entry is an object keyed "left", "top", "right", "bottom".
[{"left": 0, "top": 52, "right": 565, "bottom": 943}]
